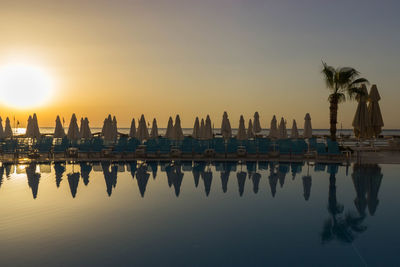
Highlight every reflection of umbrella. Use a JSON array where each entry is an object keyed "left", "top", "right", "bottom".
[
  {"left": 136, "top": 165, "right": 150, "bottom": 197},
  {"left": 127, "top": 161, "right": 137, "bottom": 177},
  {"left": 220, "top": 170, "right": 230, "bottom": 193},
  {"left": 80, "top": 162, "right": 92, "bottom": 186},
  {"left": 278, "top": 163, "right": 289, "bottom": 187},
  {"left": 237, "top": 171, "right": 247, "bottom": 197},
  {"left": 0, "top": 166, "right": 4, "bottom": 189},
  {"left": 102, "top": 162, "right": 118, "bottom": 197},
  {"left": 221, "top": 112, "right": 232, "bottom": 139},
  {"left": 251, "top": 173, "right": 261, "bottom": 194},
  {"left": 166, "top": 164, "right": 184, "bottom": 196},
  {"left": 129, "top": 118, "right": 136, "bottom": 138},
  {"left": 269, "top": 115, "right": 278, "bottom": 138},
  {"left": 253, "top": 112, "right": 262, "bottom": 134},
  {"left": 148, "top": 161, "right": 158, "bottom": 179},
  {"left": 192, "top": 162, "right": 205, "bottom": 188},
  {"left": 368, "top": 84, "right": 384, "bottom": 138},
  {"left": 236, "top": 115, "right": 247, "bottom": 140},
  {"left": 26, "top": 163, "right": 40, "bottom": 199},
  {"left": 268, "top": 167, "right": 278, "bottom": 197},
  {"left": 351, "top": 164, "right": 368, "bottom": 215},
  {"left": 302, "top": 175, "right": 312, "bottom": 201},
  {"left": 201, "top": 168, "right": 213, "bottom": 197},
  {"left": 67, "top": 172, "right": 80, "bottom": 198},
  {"left": 291, "top": 162, "right": 303, "bottom": 180},
  {"left": 352, "top": 84, "right": 371, "bottom": 138},
  {"left": 192, "top": 117, "right": 200, "bottom": 139},
  {"left": 366, "top": 164, "right": 383, "bottom": 215},
  {"left": 54, "top": 115, "right": 65, "bottom": 138},
  {"left": 54, "top": 162, "right": 66, "bottom": 188}
]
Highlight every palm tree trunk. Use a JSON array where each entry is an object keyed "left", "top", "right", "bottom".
[{"left": 329, "top": 98, "right": 338, "bottom": 141}]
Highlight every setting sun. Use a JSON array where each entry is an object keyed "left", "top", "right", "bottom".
[{"left": 0, "top": 62, "right": 54, "bottom": 109}]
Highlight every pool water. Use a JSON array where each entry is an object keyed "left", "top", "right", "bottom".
[{"left": 0, "top": 161, "right": 399, "bottom": 266}]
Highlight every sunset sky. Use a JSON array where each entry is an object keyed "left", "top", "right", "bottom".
[{"left": 0, "top": 0, "right": 399, "bottom": 128}]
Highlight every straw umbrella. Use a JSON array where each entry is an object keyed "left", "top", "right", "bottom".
[
  {"left": 173, "top": 115, "right": 184, "bottom": 141},
  {"left": 205, "top": 115, "right": 213, "bottom": 139},
  {"left": 165, "top": 117, "right": 173, "bottom": 139},
  {"left": 129, "top": 118, "right": 136, "bottom": 138},
  {"left": 4, "top": 117, "right": 12, "bottom": 138},
  {"left": 192, "top": 117, "right": 200, "bottom": 139},
  {"left": 303, "top": 113, "right": 312, "bottom": 138},
  {"left": 81, "top": 117, "right": 92, "bottom": 139},
  {"left": 67, "top": 113, "right": 80, "bottom": 141},
  {"left": 352, "top": 84, "right": 371, "bottom": 139},
  {"left": 368, "top": 84, "right": 384, "bottom": 138},
  {"left": 79, "top": 117, "right": 84, "bottom": 136},
  {"left": 236, "top": 115, "right": 247, "bottom": 140},
  {"left": 269, "top": 115, "right": 278, "bottom": 138},
  {"left": 278, "top": 117, "right": 287, "bottom": 139},
  {"left": 221, "top": 112, "right": 232, "bottom": 139},
  {"left": 25, "top": 115, "right": 33, "bottom": 138},
  {"left": 54, "top": 115, "right": 65, "bottom": 138},
  {"left": 137, "top": 114, "right": 149, "bottom": 141},
  {"left": 32, "top": 113, "right": 41, "bottom": 138},
  {"left": 200, "top": 118, "right": 205, "bottom": 139},
  {"left": 253, "top": 112, "right": 262, "bottom": 134},
  {"left": 102, "top": 115, "right": 113, "bottom": 141},
  {"left": 0, "top": 117, "right": 3, "bottom": 138},
  {"left": 247, "top": 119, "right": 255, "bottom": 139},
  {"left": 112, "top": 116, "right": 118, "bottom": 140},
  {"left": 150, "top": 118, "right": 158, "bottom": 139},
  {"left": 291, "top": 120, "right": 299, "bottom": 139}
]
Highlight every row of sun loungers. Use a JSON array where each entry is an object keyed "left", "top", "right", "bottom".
[{"left": 0, "top": 136, "right": 347, "bottom": 162}]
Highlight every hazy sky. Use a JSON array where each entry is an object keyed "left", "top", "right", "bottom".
[{"left": 0, "top": 0, "right": 399, "bottom": 128}]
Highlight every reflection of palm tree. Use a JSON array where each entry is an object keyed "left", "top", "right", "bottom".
[
  {"left": 321, "top": 165, "right": 367, "bottom": 244},
  {"left": 26, "top": 163, "right": 40, "bottom": 199},
  {"left": 54, "top": 161, "right": 66, "bottom": 188}
]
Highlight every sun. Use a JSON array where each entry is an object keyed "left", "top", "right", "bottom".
[{"left": 0, "top": 62, "right": 54, "bottom": 109}]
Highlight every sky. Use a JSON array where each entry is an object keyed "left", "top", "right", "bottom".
[{"left": 0, "top": 0, "right": 399, "bottom": 128}]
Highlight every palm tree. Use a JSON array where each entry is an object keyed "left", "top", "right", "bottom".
[{"left": 321, "top": 62, "right": 369, "bottom": 140}]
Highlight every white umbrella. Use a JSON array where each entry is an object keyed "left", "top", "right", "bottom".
[
  {"left": 205, "top": 115, "right": 213, "bottom": 140},
  {"left": 165, "top": 117, "right": 174, "bottom": 139},
  {"left": 32, "top": 113, "right": 41, "bottom": 138},
  {"left": 291, "top": 119, "right": 299, "bottom": 139},
  {"left": 269, "top": 115, "right": 279, "bottom": 138},
  {"left": 4, "top": 117, "right": 12, "bottom": 138},
  {"left": 129, "top": 118, "right": 136, "bottom": 138},
  {"left": 221, "top": 112, "right": 232, "bottom": 139},
  {"left": 192, "top": 117, "right": 200, "bottom": 139},
  {"left": 112, "top": 116, "right": 118, "bottom": 140},
  {"left": 150, "top": 118, "right": 158, "bottom": 139},
  {"left": 352, "top": 84, "right": 371, "bottom": 139},
  {"left": 253, "top": 111, "right": 262, "bottom": 134},
  {"left": 102, "top": 115, "right": 114, "bottom": 141},
  {"left": 247, "top": 119, "right": 255, "bottom": 139},
  {"left": 236, "top": 115, "right": 247, "bottom": 140},
  {"left": 81, "top": 117, "right": 92, "bottom": 139},
  {"left": 79, "top": 117, "right": 84, "bottom": 136},
  {"left": 303, "top": 113, "right": 312, "bottom": 138},
  {"left": 25, "top": 115, "right": 33, "bottom": 138},
  {"left": 137, "top": 114, "right": 149, "bottom": 141},
  {"left": 54, "top": 115, "right": 65, "bottom": 138},
  {"left": 67, "top": 113, "right": 80, "bottom": 140},
  {"left": 0, "top": 117, "right": 4, "bottom": 138},
  {"left": 200, "top": 118, "right": 205, "bottom": 139},
  {"left": 368, "top": 84, "right": 384, "bottom": 138},
  {"left": 278, "top": 117, "right": 287, "bottom": 139},
  {"left": 173, "top": 115, "right": 184, "bottom": 140}
]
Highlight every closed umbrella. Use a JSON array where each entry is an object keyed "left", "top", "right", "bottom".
[
  {"left": 165, "top": 117, "right": 174, "bottom": 139},
  {"left": 4, "top": 117, "right": 12, "bottom": 138},
  {"left": 200, "top": 118, "right": 205, "bottom": 139},
  {"left": 205, "top": 115, "right": 213, "bottom": 139},
  {"left": 236, "top": 115, "right": 247, "bottom": 140},
  {"left": 278, "top": 117, "right": 287, "bottom": 139},
  {"left": 303, "top": 113, "right": 312, "bottom": 138},
  {"left": 112, "top": 116, "right": 118, "bottom": 140},
  {"left": 247, "top": 119, "right": 255, "bottom": 139},
  {"left": 79, "top": 117, "right": 84, "bottom": 136},
  {"left": 192, "top": 117, "right": 200, "bottom": 139},
  {"left": 102, "top": 115, "right": 113, "bottom": 141},
  {"left": 0, "top": 117, "right": 3, "bottom": 138},
  {"left": 221, "top": 112, "right": 232, "bottom": 139},
  {"left": 81, "top": 117, "right": 92, "bottom": 139},
  {"left": 129, "top": 118, "right": 136, "bottom": 138},
  {"left": 25, "top": 115, "right": 33, "bottom": 138},
  {"left": 368, "top": 84, "right": 384, "bottom": 138},
  {"left": 54, "top": 115, "right": 65, "bottom": 138},
  {"left": 352, "top": 84, "right": 371, "bottom": 139},
  {"left": 173, "top": 115, "right": 184, "bottom": 140},
  {"left": 269, "top": 115, "right": 278, "bottom": 138},
  {"left": 253, "top": 111, "right": 262, "bottom": 134},
  {"left": 32, "top": 113, "right": 41, "bottom": 138},
  {"left": 150, "top": 118, "right": 158, "bottom": 139},
  {"left": 291, "top": 119, "right": 299, "bottom": 139},
  {"left": 137, "top": 114, "right": 149, "bottom": 141},
  {"left": 67, "top": 113, "right": 80, "bottom": 140}
]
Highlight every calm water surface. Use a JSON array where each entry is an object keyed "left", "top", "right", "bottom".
[{"left": 0, "top": 161, "right": 399, "bottom": 266}]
